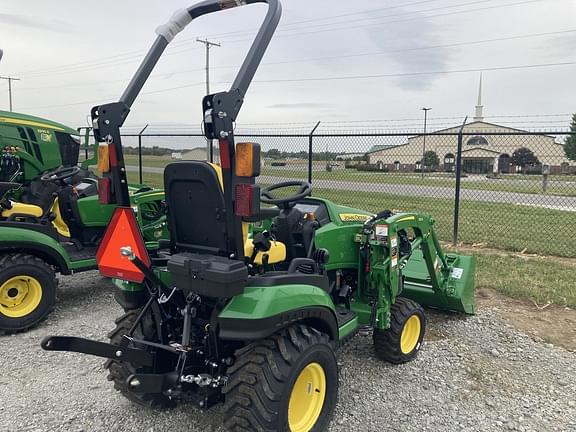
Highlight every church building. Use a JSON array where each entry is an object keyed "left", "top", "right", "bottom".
[{"left": 367, "top": 77, "right": 574, "bottom": 175}]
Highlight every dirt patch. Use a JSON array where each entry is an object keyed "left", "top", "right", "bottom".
[{"left": 477, "top": 288, "right": 576, "bottom": 352}]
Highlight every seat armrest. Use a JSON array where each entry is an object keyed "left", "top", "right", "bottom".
[{"left": 287, "top": 258, "right": 318, "bottom": 274}]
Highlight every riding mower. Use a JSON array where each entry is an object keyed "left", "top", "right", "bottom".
[
  {"left": 0, "top": 110, "right": 167, "bottom": 333},
  {"left": 41, "top": 1, "right": 476, "bottom": 431}
]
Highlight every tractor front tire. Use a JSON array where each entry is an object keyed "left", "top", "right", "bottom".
[
  {"left": 373, "top": 297, "right": 426, "bottom": 364},
  {"left": 106, "top": 308, "right": 175, "bottom": 409},
  {"left": 0, "top": 253, "right": 57, "bottom": 333},
  {"left": 224, "top": 324, "right": 338, "bottom": 432}
]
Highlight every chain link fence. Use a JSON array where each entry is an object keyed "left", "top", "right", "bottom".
[{"left": 122, "top": 128, "right": 576, "bottom": 258}]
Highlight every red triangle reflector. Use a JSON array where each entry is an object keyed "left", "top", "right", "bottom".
[{"left": 96, "top": 207, "right": 150, "bottom": 283}]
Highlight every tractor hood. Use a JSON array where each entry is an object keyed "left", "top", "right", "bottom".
[
  {"left": 0, "top": 111, "right": 81, "bottom": 182},
  {"left": 0, "top": 111, "right": 78, "bottom": 136}
]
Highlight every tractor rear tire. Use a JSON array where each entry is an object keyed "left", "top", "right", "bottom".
[
  {"left": 105, "top": 308, "right": 175, "bottom": 409},
  {"left": 0, "top": 253, "right": 57, "bottom": 334},
  {"left": 373, "top": 297, "right": 426, "bottom": 364},
  {"left": 223, "top": 324, "right": 338, "bottom": 432}
]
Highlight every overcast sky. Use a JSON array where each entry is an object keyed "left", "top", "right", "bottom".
[{"left": 0, "top": 0, "right": 575, "bottom": 132}]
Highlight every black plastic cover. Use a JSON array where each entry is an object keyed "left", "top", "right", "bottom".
[
  {"left": 168, "top": 253, "right": 248, "bottom": 298},
  {"left": 54, "top": 132, "right": 80, "bottom": 167}
]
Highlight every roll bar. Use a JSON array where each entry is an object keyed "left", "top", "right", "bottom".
[
  {"left": 91, "top": 0, "right": 281, "bottom": 208},
  {"left": 120, "top": 0, "right": 281, "bottom": 108}
]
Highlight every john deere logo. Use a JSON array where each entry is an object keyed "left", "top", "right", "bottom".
[
  {"left": 339, "top": 213, "right": 370, "bottom": 222},
  {"left": 40, "top": 133, "right": 52, "bottom": 142}
]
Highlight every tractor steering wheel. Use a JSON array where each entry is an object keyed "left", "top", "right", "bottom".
[
  {"left": 260, "top": 181, "right": 312, "bottom": 210},
  {"left": 40, "top": 166, "right": 81, "bottom": 183}
]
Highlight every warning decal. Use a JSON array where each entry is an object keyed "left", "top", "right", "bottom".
[{"left": 451, "top": 267, "right": 464, "bottom": 280}]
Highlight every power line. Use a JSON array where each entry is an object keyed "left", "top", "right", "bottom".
[
  {"left": 22, "top": 81, "right": 205, "bottom": 110},
  {"left": 207, "top": 0, "right": 499, "bottom": 39},
  {"left": 16, "top": 28, "right": 576, "bottom": 92},
  {"left": 14, "top": 0, "right": 450, "bottom": 76},
  {"left": 215, "top": 0, "right": 553, "bottom": 43},
  {"left": 20, "top": 60, "right": 576, "bottom": 111},
  {"left": 228, "top": 61, "right": 576, "bottom": 84},
  {"left": 15, "top": 0, "right": 551, "bottom": 78},
  {"left": 206, "top": 0, "right": 448, "bottom": 38},
  {"left": 212, "top": 28, "right": 576, "bottom": 70}
]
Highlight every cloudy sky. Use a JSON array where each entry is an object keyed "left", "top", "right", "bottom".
[{"left": 0, "top": 0, "right": 575, "bottom": 132}]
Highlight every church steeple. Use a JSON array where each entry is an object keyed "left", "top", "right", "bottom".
[{"left": 474, "top": 73, "right": 484, "bottom": 122}]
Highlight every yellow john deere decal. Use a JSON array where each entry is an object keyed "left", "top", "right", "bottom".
[
  {"left": 397, "top": 216, "right": 416, "bottom": 223},
  {"left": 0, "top": 117, "right": 65, "bottom": 132},
  {"left": 339, "top": 213, "right": 370, "bottom": 222}
]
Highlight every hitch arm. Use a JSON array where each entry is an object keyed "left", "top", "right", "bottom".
[{"left": 41, "top": 336, "right": 154, "bottom": 367}]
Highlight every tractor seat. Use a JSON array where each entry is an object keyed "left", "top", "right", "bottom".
[{"left": 0, "top": 182, "right": 44, "bottom": 218}]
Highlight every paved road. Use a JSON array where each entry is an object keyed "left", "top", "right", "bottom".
[{"left": 127, "top": 165, "right": 576, "bottom": 210}]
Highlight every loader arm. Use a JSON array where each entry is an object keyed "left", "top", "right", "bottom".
[{"left": 357, "top": 212, "right": 475, "bottom": 327}]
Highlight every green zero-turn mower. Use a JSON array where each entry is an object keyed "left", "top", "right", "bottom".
[
  {"left": 0, "top": 111, "right": 167, "bottom": 333},
  {"left": 42, "top": 1, "right": 476, "bottom": 431}
]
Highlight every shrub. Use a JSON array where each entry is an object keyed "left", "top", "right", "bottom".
[{"left": 356, "top": 163, "right": 389, "bottom": 172}]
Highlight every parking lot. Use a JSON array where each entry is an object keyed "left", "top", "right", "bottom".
[{"left": 1, "top": 272, "right": 575, "bottom": 432}]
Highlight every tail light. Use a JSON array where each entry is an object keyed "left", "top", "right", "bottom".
[
  {"left": 98, "top": 177, "right": 111, "bottom": 204},
  {"left": 235, "top": 183, "right": 260, "bottom": 217}
]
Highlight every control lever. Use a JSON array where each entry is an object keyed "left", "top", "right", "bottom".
[{"left": 120, "top": 246, "right": 170, "bottom": 294}]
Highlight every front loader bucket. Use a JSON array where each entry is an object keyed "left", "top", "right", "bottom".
[{"left": 401, "top": 251, "right": 476, "bottom": 314}]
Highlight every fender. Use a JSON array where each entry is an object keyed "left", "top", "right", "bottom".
[
  {"left": 0, "top": 226, "right": 72, "bottom": 274},
  {"left": 218, "top": 284, "right": 338, "bottom": 341}
]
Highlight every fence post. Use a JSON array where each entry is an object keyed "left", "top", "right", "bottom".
[
  {"left": 453, "top": 117, "right": 467, "bottom": 246},
  {"left": 308, "top": 121, "right": 321, "bottom": 184},
  {"left": 138, "top": 124, "right": 149, "bottom": 184}
]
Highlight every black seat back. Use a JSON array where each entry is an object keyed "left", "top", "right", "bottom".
[
  {"left": 164, "top": 161, "right": 228, "bottom": 255},
  {"left": 20, "top": 179, "right": 59, "bottom": 213}
]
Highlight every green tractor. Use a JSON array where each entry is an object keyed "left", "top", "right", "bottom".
[
  {"left": 42, "top": 1, "right": 476, "bottom": 431},
  {"left": 0, "top": 110, "right": 167, "bottom": 333}
]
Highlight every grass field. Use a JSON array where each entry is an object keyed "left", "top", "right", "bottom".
[
  {"left": 475, "top": 253, "right": 575, "bottom": 309},
  {"left": 128, "top": 170, "right": 576, "bottom": 258},
  {"left": 261, "top": 168, "right": 576, "bottom": 197},
  {"left": 127, "top": 170, "right": 576, "bottom": 308},
  {"left": 125, "top": 155, "right": 576, "bottom": 196}
]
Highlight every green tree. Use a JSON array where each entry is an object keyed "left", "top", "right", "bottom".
[
  {"left": 511, "top": 147, "right": 540, "bottom": 168},
  {"left": 266, "top": 148, "right": 281, "bottom": 159},
  {"left": 423, "top": 150, "right": 439, "bottom": 170},
  {"left": 564, "top": 114, "right": 576, "bottom": 162}
]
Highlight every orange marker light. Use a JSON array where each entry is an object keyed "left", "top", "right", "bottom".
[
  {"left": 235, "top": 142, "right": 261, "bottom": 178},
  {"left": 97, "top": 145, "right": 110, "bottom": 174}
]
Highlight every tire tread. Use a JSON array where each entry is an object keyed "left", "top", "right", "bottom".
[
  {"left": 373, "top": 297, "right": 426, "bottom": 364},
  {"left": 223, "top": 324, "right": 331, "bottom": 432}
]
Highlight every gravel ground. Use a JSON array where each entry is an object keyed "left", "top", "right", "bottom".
[{"left": 1, "top": 271, "right": 575, "bottom": 432}]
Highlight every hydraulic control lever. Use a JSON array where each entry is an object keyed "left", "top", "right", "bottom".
[{"left": 120, "top": 246, "right": 170, "bottom": 295}]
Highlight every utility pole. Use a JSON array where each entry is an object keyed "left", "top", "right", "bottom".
[
  {"left": 421, "top": 107, "right": 432, "bottom": 179},
  {"left": 197, "top": 38, "right": 221, "bottom": 95},
  {"left": 0, "top": 76, "right": 20, "bottom": 112},
  {"left": 197, "top": 38, "right": 221, "bottom": 162}
]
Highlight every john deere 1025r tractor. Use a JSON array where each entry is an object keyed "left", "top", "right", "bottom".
[
  {"left": 42, "top": 1, "right": 476, "bottom": 431},
  {"left": 0, "top": 111, "right": 167, "bottom": 333}
]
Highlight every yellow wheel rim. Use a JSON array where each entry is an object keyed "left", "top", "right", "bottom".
[
  {"left": 400, "top": 315, "right": 421, "bottom": 354},
  {"left": 288, "top": 362, "right": 327, "bottom": 432},
  {"left": 0, "top": 276, "right": 43, "bottom": 318}
]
